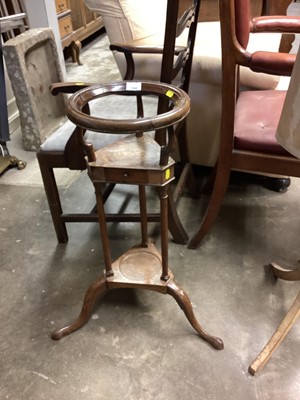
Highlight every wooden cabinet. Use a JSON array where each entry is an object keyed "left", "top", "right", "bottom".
[
  {"left": 55, "top": 0, "right": 80, "bottom": 64},
  {"left": 55, "top": 0, "right": 103, "bottom": 65}
]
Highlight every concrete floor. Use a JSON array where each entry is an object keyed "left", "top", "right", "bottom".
[{"left": 1, "top": 168, "right": 300, "bottom": 399}]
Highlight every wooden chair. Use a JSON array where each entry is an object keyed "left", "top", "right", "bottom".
[
  {"left": 188, "top": 0, "right": 300, "bottom": 249},
  {"left": 249, "top": 46, "right": 300, "bottom": 374},
  {"left": 249, "top": 263, "right": 300, "bottom": 375},
  {"left": 51, "top": 80, "right": 224, "bottom": 350},
  {"left": 37, "top": 0, "right": 201, "bottom": 245}
]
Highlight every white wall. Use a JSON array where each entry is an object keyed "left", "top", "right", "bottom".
[{"left": 22, "top": 0, "right": 66, "bottom": 78}]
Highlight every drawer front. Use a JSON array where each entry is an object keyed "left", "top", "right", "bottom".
[
  {"left": 89, "top": 166, "right": 174, "bottom": 186},
  {"left": 55, "top": 0, "right": 68, "bottom": 14},
  {"left": 58, "top": 15, "right": 73, "bottom": 38}
]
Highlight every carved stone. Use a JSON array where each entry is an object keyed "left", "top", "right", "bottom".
[{"left": 3, "top": 28, "right": 65, "bottom": 150}]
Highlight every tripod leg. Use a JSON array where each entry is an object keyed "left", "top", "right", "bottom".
[
  {"left": 167, "top": 279, "right": 224, "bottom": 350},
  {"left": 270, "top": 263, "right": 300, "bottom": 281},
  {"left": 52, "top": 276, "right": 108, "bottom": 340}
]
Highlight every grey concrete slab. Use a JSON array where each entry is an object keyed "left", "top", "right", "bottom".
[{"left": 0, "top": 174, "right": 299, "bottom": 400}]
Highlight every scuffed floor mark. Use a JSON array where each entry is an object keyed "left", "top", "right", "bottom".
[
  {"left": 185, "top": 379, "right": 203, "bottom": 391},
  {"left": 32, "top": 371, "right": 57, "bottom": 385}
]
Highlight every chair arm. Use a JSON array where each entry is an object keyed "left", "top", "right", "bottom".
[
  {"left": 50, "top": 82, "right": 92, "bottom": 96},
  {"left": 110, "top": 42, "right": 186, "bottom": 80},
  {"left": 249, "top": 51, "right": 296, "bottom": 76},
  {"left": 251, "top": 16, "right": 300, "bottom": 34},
  {"left": 110, "top": 42, "right": 186, "bottom": 56},
  {"left": 237, "top": 13, "right": 298, "bottom": 76},
  {"left": 110, "top": 43, "right": 164, "bottom": 55}
]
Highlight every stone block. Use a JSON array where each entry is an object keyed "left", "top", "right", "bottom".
[{"left": 3, "top": 28, "right": 65, "bottom": 151}]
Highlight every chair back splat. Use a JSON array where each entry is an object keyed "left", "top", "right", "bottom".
[
  {"left": 188, "top": 0, "right": 300, "bottom": 249},
  {"left": 107, "top": 0, "right": 201, "bottom": 178}
]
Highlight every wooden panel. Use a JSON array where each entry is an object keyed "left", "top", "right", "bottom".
[
  {"left": 68, "top": 0, "right": 83, "bottom": 31},
  {"left": 83, "top": 3, "right": 95, "bottom": 25},
  {"left": 68, "top": 0, "right": 104, "bottom": 42}
]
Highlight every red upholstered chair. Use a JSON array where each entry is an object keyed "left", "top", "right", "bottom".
[{"left": 188, "top": 0, "right": 300, "bottom": 249}]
